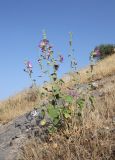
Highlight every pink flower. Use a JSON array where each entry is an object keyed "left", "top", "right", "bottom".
[
  {"left": 96, "top": 49, "right": 100, "bottom": 56},
  {"left": 94, "top": 48, "right": 100, "bottom": 57},
  {"left": 27, "top": 61, "right": 32, "bottom": 68},
  {"left": 39, "top": 39, "right": 49, "bottom": 49},
  {"left": 24, "top": 60, "right": 33, "bottom": 78}
]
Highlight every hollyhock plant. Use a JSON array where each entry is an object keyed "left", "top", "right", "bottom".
[
  {"left": 68, "top": 32, "right": 78, "bottom": 72},
  {"left": 59, "top": 55, "right": 64, "bottom": 63},
  {"left": 71, "top": 58, "right": 77, "bottom": 71},
  {"left": 24, "top": 60, "right": 33, "bottom": 78},
  {"left": 23, "top": 31, "right": 97, "bottom": 135},
  {"left": 27, "top": 61, "right": 32, "bottom": 68},
  {"left": 39, "top": 39, "right": 49, "bottom": 49},
  {"left": 38, "top": 39, "right": 53, "bottom": 60},
  {"left": 47, "top": 52, "right": 51, "bottom": 59}
]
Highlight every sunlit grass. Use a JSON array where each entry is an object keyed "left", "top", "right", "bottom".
[
  {"left": 0, "top": 54, "right": 115, "bottom": 123},
  {"left": 20, "top": 85, "right": 115, "bottom": 160},
  {"left": 62, "top": 54, "right": 115, "bottom": 89},
  {"left": 0, "top": 54, "right": 115, "bottom": 160},
  {"left": 0, "top": 87, "right": 40, "bottom": 123}
]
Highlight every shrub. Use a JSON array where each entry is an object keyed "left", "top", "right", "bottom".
[{"left": 95, "top": 44, "right": 115, "bottom": 59}]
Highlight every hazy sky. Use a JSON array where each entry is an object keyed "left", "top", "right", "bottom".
[{"left": 0, "top": 0, "right": 115, "bottom": 100}]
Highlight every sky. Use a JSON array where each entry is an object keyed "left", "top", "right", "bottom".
[{"left": 0, "top": 0, "right": 115, "bottom": 100}]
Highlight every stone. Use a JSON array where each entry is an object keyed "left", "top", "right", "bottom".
[{"left": 91, "top": 82, "right": 98, "bottom": 89}]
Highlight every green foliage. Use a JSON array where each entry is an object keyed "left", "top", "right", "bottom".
[
  {"left": 64, "top": 95, "right": 73, "bottom": 104},
  {"left": 47, "top": 102, "right": 71, "bottom": 124},
  {"left": 62, "top": 108, "right": 71, "bottom": 119},
  {"left": 95, "top": 44, "right": 115, "bottom": 59},
  {"left": 24, "top": 32, "right": 97, "bottom": 134},
  {"left": 47, "top": 105, "right": 60, "bottom": 120},
  {"left": 76, "top": 98, "right": 85, "bottom": 110}
]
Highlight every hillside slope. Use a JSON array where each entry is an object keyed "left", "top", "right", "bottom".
[
  {"left": 19, "top": 72, "right": 115, "bottom": 160},
  {"left": 0, "top": 54, "right": 115, "bottom": 124},
  {"left": 0, "top": 72, "right": 115, "bottom": 159}
]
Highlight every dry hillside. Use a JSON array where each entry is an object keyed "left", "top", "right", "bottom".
[
  {"left": 20, "top": 55, "right": 115, "bottom": 160},
  {"left": 0, "top": 54, "right": 115, "bottom": 123},
  {"left": 0, "top": 54, "right": 115, "bottom": 160}
]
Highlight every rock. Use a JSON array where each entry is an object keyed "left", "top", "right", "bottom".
[
  {"left": 0, "top": 74, "right": 115, "bottom": 159},
  {"left": 0, "top": 120, "right": 24, "bottom": 160},
  {"left": 74, "top": 83, "right": 90, "bottom": 95},
  {"left": 91, "top": 82, "right": 98, "bottom": 90},
  {"left": 0, "top": 107, "right": 51, "bottom": 160}
]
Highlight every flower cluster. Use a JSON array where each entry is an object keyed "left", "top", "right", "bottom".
[
  {"left": 37, "top": 32, "right": 64, "bottom": 82},
  {"left": 91, "top": 48, "right": 101, "bottom": 58},
  {"left": 24, "top": 60, "right": 33, "bottom": 78},
  {"left": 39, "top": 39, "right": 53, "bottom": 59},
  {"left": 94, "top": 47, "right": 101, "bottom": 57}
]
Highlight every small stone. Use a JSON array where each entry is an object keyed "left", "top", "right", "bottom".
[{"left": 91, "top": 82, "right": 98, "bottom": 89}]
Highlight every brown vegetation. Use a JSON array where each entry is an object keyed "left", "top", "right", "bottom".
[
  {"left": 0, "top": 54, "right": 115, "bottom": 123},
  {"left": 63, "top": 54, "right": 115, "bottom": 85},
  {"left": 20, "top": 82, "right": 115, "bottom": 160},
  {"left": 19, "top": 54, "right": 115, "bottom": 160},
  {"left": 0, "top": 54, "right": 115, "bottom": 159},
  {"left": 0, "top": 87, "right": 40, "bottom": 123}
]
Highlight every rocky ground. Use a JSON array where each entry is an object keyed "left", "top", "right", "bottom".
[{"left": 0, "top": 74, "right": 115, "bottom": 160}]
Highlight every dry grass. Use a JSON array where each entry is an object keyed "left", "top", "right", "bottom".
[
  {"left": 0, "top": 54, "right": 115, "bottom": 124},
  {"left": 0, "top": 54, "right": 115, "bottom": 159},
  {"left": 20, "top": 84, "right": 115, "bottom": 160},
  {"left": 0, "top": 87, "right": 40, "bottom": 123},
  {"left": 63, "top": 54, "right": 115, "bottom": 87},
  {"left": 19, "top": 55, "right": 115, "bottom": 160}
]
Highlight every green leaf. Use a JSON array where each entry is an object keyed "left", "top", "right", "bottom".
[
  {"left": 53, "top": 118, "right": 60, "bottom": 125},
  {"left": 76, "top": 98, "right": 85, "bottom": 110},
  {"left": 41, "top": 109, "right": 45, "bottom": 117},
  {"left": 64, "top": 112, "right": 71, "bottom": 118},
  {"left": 63, "top": 108, "right": 71, "bottom": 119},
  {"left": 64, "top": 95, "right": 73, "bottom": 104},
  {"left": 47, "top": 105, "right": 60, "bottom": 119},
  {"left": 52, "top": 86, "right": 60, "bottom": 93},
  {"left": 48, "top": 126, "right": 57, "bottom": 133}
]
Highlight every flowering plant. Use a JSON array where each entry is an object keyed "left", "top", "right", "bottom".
[{"left": 24, "top": 31, "right": 95, "bottom": 133}]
